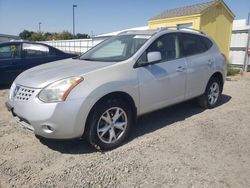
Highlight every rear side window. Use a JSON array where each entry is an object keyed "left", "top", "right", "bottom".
[
  {"left": 180, "top": 33, "right": 208, "bottom": 56},
  {"left": 23, "top": 43, "right": 55, "bottom": 58},
  {"left": 48, "top": 47, "right": 58, "bottom": 56},
  {"left": 200, "top": 36, "right": 213, "bottom": 49}
]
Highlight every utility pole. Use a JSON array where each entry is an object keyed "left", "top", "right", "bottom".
[
  {"left": 73, "top": 5, "right": 77, "bottom": 36},
  {"left": 38, "top": 22, "right": 42, "bottom": 32},
  {"left": 243, "top": 12, "right": 250, "bottom": 72},
  {"left": 248, "top": 12, "right": 250, "bottom": 25}
]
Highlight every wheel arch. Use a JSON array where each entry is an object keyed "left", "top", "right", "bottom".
[
  {"left": 84, "top": 91, "right": 137, "bottom": 135},
  {"left": 209, "top": 71, "right": 224, "bottom": 93}
]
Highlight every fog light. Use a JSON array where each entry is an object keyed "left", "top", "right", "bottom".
[{"left": 42, "top": 125, "right": 54, "bottom": 133}]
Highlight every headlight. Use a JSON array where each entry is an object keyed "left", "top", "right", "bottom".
[
  {"left": 9, "top": 82, "right": 16, "bottom": 100},
  {"left": 38, "top": 77, "right": 83, "bottom": 103}
]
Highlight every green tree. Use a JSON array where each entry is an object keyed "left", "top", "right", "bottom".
[
  {"left": 18, "top": 30, "right": 90, "bottom": 41},
  {"left": 31, "top": 32, "right": 45, "bottom": 41},
  {"left": 19, "top": 30, "right": 33, "bottom": 40},
  {"left": 76, "top": 33, "right": 90, "bottom": 39},
  {"left": 44, "top": 32, "right": 53, "bottom": 40},
  {"left": 58, "top": 31, "right": 74, "bottom": 40}
]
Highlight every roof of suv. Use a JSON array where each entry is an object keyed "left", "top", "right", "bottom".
[
  {"left": 117, "top": 28, "right": 206, "bottom": 37},
  {"left": 118, "top": 30, "right": 157, "bottom": 36}
]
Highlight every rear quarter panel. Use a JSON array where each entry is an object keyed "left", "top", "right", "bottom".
[{"left": 211, "top": 41, "right": 227, "bottom": 83}]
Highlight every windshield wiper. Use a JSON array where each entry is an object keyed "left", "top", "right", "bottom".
[
  {"left": 72, "top": 56, "right": 80, "bottom": 59},
  {"left": 80, "top": 58, "right": 94, "bottom": 61}
]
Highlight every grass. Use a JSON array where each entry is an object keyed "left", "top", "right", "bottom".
[{"left": 227, "top": 64, "right": 240, "bottom": 76}]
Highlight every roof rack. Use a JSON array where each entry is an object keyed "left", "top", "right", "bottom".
[
  {"left": 118, "top": 29, "right": 153, "bottom": 35},
  {"left": 118, "top": 30, "right": 141, "bottom": 35},
  {"left": 157, "top": 26, "right": 206, "bottom": 35}
]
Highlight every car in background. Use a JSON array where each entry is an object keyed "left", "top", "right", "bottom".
[{"left": 0, "top": 41, "right": 77, "bottom": 85}]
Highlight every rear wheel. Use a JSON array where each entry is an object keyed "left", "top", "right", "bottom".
[
  {"left": 198, "top": 77, "right": 222, "bottom": 108},
  {"left": 85, "top": 98, "right": 132, "bottom": 150}
]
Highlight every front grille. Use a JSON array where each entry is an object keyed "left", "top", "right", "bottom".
[{"left": 13, "top": 85, "right": 36, "bottom": 101}]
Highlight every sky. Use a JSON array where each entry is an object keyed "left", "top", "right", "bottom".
[{"left": 0, "top": 0, "right": 249, "bottom": 36}]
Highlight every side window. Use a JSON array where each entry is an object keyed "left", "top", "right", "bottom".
[
  {"left": 138, "top": 33, "right": 180, "bottom": 63},
  {"left": 49, "top": 47, "right": 58, "bottom": 56},
  {"left": 0, "top": 44, "right": 21, "bottom": 60},
  {"left": 23, "top": 43, "right": 50, "bottom": 58},
  {"left": 180, "top": 33, "right": 207, "bottom": 56},
  {"left": 201, "top": 36, "right": 213, "bottom": 50}
]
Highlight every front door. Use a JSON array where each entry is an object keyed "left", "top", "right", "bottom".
[
  {"left": 137, "top": 33, "right": 187, "bottom": 114},
  {"left": 0, "top": 43, "right": 22, "bottom": 84}
]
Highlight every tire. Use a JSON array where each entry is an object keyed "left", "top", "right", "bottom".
[
  {"left": 85, "top": 98, "right": 132, "bottom": 151},
  {"left": 198, "top": 77, "right": 222, "bottom": 109}
]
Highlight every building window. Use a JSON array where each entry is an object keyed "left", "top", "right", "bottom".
[{"left": 177, "top": 23, "right": 193, "bottom": 29}]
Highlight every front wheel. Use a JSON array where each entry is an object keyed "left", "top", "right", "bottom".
[
  {"left": 85, "top": 98, "right": 132, "bottom": 151},
  {"left": 198, "top": 77, "right": 222, "bottom": 108}
]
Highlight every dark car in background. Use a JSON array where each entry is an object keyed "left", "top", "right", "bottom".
[{"left": 0, "top": 41, "right": 77, "bottom": 85}]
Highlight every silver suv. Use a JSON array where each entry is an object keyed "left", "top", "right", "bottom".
[{"left": 6, "top": 28, "right": 227, "bottom": 150}]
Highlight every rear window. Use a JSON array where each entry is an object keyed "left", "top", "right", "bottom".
[{"left": 180, "top": 33, "right": 208, "bottom": 56}]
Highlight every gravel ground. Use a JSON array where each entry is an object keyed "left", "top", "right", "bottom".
[{"left": 0, "top": 73, "right": 250, "bottom": 188}]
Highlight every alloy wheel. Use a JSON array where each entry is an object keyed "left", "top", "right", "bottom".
[
  {"left": 208, "top": 82, "right": 220, "bottom": 105},
  {"left": 97, "top": 107, "right": 128, "bottom": 144}
]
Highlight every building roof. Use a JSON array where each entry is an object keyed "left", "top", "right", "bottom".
[
  {"left": 0, "top": 34, "right": 21, "bottom": 43},
  {"left": 149, "top": 0, "right": 233, "bottom": 21},
  {"left": 0, "top": 34, "right": 20, "bottom": 38}
]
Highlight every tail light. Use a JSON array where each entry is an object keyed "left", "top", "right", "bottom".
[{"left": 221, "top": 53, "right": 227, "bottom": 64}]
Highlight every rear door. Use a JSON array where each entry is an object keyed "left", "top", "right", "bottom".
[
  {"left": 0, "top": 43, "right": 22, "bottom": 84},
  {"left": 22, "top": 43, "right": 59, "bottom": 70},
  {"left": 179, "top": 33, "right": 213, "bottom": 99}
]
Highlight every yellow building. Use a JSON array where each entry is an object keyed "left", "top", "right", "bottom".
[{"left": 148, "top": 0, "right": 235, "bottom": 59}]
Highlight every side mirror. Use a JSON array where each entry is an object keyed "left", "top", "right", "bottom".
[{"left": 147, "top": 51, "right": 162, "bottom": 64}]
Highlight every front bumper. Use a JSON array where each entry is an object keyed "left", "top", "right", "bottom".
[
  {"left": 6, "top": 92, "right": 95, "bottom": 139},
  {"left": 5, "top": 101, "right": 12, "bottom": 111}
]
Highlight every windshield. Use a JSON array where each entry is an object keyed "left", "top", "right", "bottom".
[{"left": 80, "top": 34, "right": 151, "bottom": 62}]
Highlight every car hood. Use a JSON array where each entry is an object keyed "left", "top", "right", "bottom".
[{"left": 15, "top": 58, "right": 114, "bottom": 88}]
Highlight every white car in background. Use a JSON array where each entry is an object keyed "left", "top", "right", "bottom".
[{"left": 6, "top": 28, "right": 227, "bottom": 150}]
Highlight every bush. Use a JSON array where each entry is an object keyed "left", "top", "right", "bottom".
[
  {"left": 227, "top": 64, "right": 240, "bottom": 76},
  {"left": 19, "top": 30, "right": 90, "bottom": 41}
]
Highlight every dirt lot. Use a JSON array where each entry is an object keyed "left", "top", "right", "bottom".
[{"left": 0, "top": 74, "right": 250, "bottom": 188}]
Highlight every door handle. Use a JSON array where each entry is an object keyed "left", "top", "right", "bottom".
[
  {"left": 176, "top": 66, "right": 185, "bottom": 72},
  {"left": 208, "top": 59, "right": 214, "bottom": 65}
]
